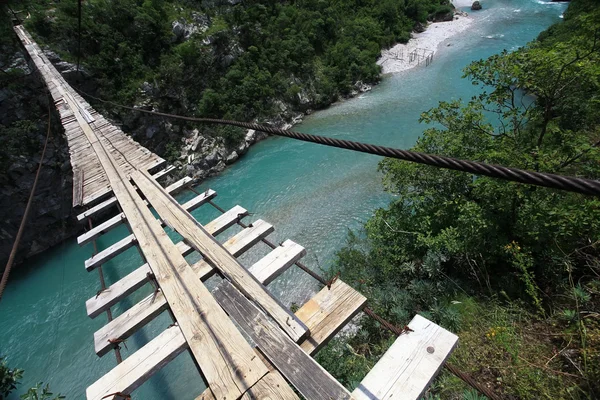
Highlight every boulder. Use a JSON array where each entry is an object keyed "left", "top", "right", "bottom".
[{"left": 471, "top": 1, "right": 482, "bottom": 10}]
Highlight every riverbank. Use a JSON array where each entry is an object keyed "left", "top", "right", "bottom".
[{"left": 378, "top": 13, "right": 474, "bottom": 74}]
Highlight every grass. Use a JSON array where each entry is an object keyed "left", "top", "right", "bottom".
[{"left": 438, "top": 296, "right": 598, "bottom": 399}]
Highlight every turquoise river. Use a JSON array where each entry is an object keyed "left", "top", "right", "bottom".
[{"left": 0, "top": 0, "right": 566, "bottom": 398}]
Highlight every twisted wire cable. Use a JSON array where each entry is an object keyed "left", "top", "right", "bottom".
[{"left": 77, "top": 89, "right": 600, "bottom": 196}]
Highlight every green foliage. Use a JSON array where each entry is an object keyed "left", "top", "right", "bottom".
[
  {"left": 330, "top": 1, "right": 600, "bottom": 397},
  {"left": 19, "top": 383, "right": 64, "bottom": 400},
  {"left": 0, "top": 356, "right": 23, "bottom": 399},
  {"left": 15, "top": 0, "right": 452, "bottom": 128}
]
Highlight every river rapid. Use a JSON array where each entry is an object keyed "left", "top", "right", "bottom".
[{"left": 0, "top": 0, "right": 566, "bottom": 398}]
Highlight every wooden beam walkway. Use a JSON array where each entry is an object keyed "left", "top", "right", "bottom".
[{"left": 15, "top": 24, "right": 458, "bottom": 400}]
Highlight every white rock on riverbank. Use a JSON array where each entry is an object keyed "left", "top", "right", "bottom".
[{"left": 378, "top": 13, "right": 473, "bottom": 74}]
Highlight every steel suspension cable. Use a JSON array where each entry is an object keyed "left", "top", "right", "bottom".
[
  {"left": 77, "top": 89, "right": 600, "bottom": 196},
  {"left": 0, "top": 95, "right": 52, "bottom": 303}
]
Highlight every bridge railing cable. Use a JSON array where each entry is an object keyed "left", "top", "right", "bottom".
[{"left": 75, "top": 88, "right": 600, "bottom": 197}]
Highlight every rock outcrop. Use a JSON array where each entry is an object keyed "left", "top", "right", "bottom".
[
  {"left": 0, "top": 47, "right": 77, "bottom": 270},
  {"left": 471, "top": 1, "right": 482, "bottom": 10}
]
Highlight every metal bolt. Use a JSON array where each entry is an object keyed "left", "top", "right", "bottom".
[{"left": 427, "top": 346, "right": 435, "bottom": 354}]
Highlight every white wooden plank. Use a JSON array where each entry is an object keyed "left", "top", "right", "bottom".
[
  {"left": 249, "top": 240, "right": 306, "bottom": 285},
  {"left": 94, "top": 292, "right": 169, "bottom": 357},
  {"left": 151, "top": 165, "right": 175, "bottom": 181},
  {"left": 77, "top": 196, "right": 117, "bottom": 222},
  {"left": 86, "top": 263, "right": 152, "bottom": 319},
  {"left": 181, "top": 189, "right": 217, "bottom": 212},
  {"left": 86, "top": 325, "right": 188, "bottom": 400},
  {"left": 84, "top": 235, "right": 137, "bottom": 271},
  {"left": 204, "top": 205, "right": 248, "bottom": 236},
  {"left": 77, "top": 213, "right": 126, "bottom": 246},
  {"left": 191, "top": 219, "right": 274, "bottom": 279},
  {"left": 352, "top": 314, "right": 459, "bottom": 400},
  {"left": 164, "top": 176, "right": 192, "bottom": 195}
]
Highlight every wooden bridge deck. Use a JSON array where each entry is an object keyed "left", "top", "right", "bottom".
[{"left": 15, "top": 24, "right": 458, "bottom": 400}]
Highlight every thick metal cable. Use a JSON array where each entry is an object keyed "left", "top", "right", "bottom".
[
  {"left": 0, "top": 96, "right": 52, "bottom": 303},
  {"left": 77, "top": 89, "right": 600, "bottom": 196}
]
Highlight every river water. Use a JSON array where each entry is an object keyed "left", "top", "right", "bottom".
[{"left": 0, "top": 0, "right": 566, "bottom": 398}]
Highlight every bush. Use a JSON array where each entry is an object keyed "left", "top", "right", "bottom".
[{"left": 0, "top": 356, "right": 23, "bottom": 399}]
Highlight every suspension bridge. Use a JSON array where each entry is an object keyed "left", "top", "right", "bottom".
[{"left": 13, "top": 24, "right": 459, "bottom": 400}]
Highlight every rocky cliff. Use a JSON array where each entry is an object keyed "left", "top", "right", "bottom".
[{"left": 0, "top": 44, "right": 76, "bottom": 270}]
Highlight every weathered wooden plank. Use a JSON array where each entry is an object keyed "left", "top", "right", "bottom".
[
  {"left": 181, "top": 189, "right": 217, "bottom": 212},
  {"left": 352, "top": 314, "right": 459, "bottom": 400},
  {"left": 204, "top": 205, "right": 248, "bottom": 236},
  {"left": 152, "top": 165, "right": 176, "bottom": 181},
  {"left": 76, "top": 171, "right": 186, "bottom": 222},
  {"left": 84, "top": 235, "right": 137, "bottom": 272},
  {"left": 296, "top": 279, "right": 367, "bottom": 355},
  {"left": 77, "top": 213, "right": 127, "bottom": 246},
  {"left": 190, "top": 219, "right": 274, "bottom": 281},
  {"left": 213, "top": 281, "right": 352, "bottom": 400},
  {"left": 73, "top": 168, "right": 84, "bottom": 207},
  {"left": 132, "top": 170, "right": 308, "bottom": 342},
  {"left": 86, "top": 324, "right": 188, "bottom": 400},
  {"left": 196, "top": 371, "right": 300, "bottom": 400},
  {"left": 77, "top": 196, "right": 118, "bottom": 222},
  {"left": 164, "top": 176, "right": 192, "bottom": 195},
  {"left": 79, "top": 189, "right": 217, "bottom": 245},
  {"left": 53, "top": 80, "right": 268, "bottom": 399},
  {"left": 249, "top": 240, "right": 306, "bottom": 285},
  {"left": 94, "top": 291, "right": 169, "bottom": 357},
  {"left": 86, "top": 263, "right": 152, "bottom": 319}
]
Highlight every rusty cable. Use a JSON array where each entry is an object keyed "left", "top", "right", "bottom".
[{"left": 0, "top": 94, "right": 52, "bottom": 303}]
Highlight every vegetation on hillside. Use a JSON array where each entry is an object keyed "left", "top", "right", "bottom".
[
  {"left": 323, "top": 0, "right": 600, "bottom": 398},
  {"left": 8, "top": 0, "right": 453, "bottom": 123}
]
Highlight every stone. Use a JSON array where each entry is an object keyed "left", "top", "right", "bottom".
[
  {"left": 245, "top": 129, "right": 256, "bottom": 143},
  {"left": 414, "top": 22, "right": 427, "bottom": 33},
  {"left": 225, "top": 151, "right": 238, "bottom": 164},
  {"left": 204, "top": 148, "right": 220, "bottom": 166},
  {"left": 471, "top": 1, "right": 482, "bottom": 10}
]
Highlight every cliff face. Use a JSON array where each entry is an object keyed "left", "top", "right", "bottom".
[{"left": 0, "top": 46, "right": 76, "bottom": 270}]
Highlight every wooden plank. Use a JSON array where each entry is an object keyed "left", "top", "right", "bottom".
[
  {"left": 152, "top": 165, "right": 176, "bottom": 181},
  {"left": 249, "top": 240, "right": 306, "bottom": 285},
  {"left": 73, "top": 168, "right": 84, "bottom": 207},
  {"left": 78, "top": 189, "right": 217, "bottom": 245},
  {"left": 76, "top": 172, "right": 187, "bottom": 222},
  {"left": 296, "top": 279, "right": 367, "bottom": 355},
  {"left": 132, "top": 170, "right": 308, "bottom": 342},
  {"left": 86, "top": 263, "right": 152, "bottom": 319},
  {"left": 164, "top": 176, "right": 192, "bottom": 195},
  {"left": 94, "top": 291, "right": 169, "bottom": 357},
  {"left": 84, "top": 235, "right": 137, "bottom": 271},
  {"left": 77, "top": 213, "right": 126, "bottom": 246},
  {"left": 196, "top": 371, "right": 300, "bottom": 400},
  {"left": 181, "top": 189, "right": 217, "bottom": 212},
  {"left": 204, "top": 205, "right": 248, "bottom": 236},
  {"left": 90, "top": 218, "right": 273, "bottom": 321},
  {"left": 352, "top": 314, "right": 459, "bottom": 400},
  {"left": 86, "top": 325, "right": 188, "bottom": 400},
  {"left": 77, "top": 196, "right": 118, "bottom": 222},
  {"left": 213, "top": 281, "right": 352, "bottom": 400},
  {"left": 53, "top": 80, "right": 268, "bottom": 399},
  {"left": 190, "top": 219, "right": 274, "bottom": 282}
]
